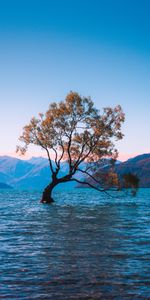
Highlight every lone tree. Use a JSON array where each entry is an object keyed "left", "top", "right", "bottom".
[{"left": 17, "top": 92, "right": 125, "bottom": 203}]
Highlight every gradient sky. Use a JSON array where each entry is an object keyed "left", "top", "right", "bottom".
[{"left": 0, "top": 0, "right": 150, "bottom": 160}]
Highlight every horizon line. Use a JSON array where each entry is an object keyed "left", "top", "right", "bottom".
[{"left": 0, "top": 151, "right": 150, "bottom": 162}]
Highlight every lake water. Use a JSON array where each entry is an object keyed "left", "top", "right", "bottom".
[{"left": 0, "top": 188, "right": 150, "bottom": 299}]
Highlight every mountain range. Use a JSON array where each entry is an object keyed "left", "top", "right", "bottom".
[
  {"left": 114, "top": 153, "right": 150, "bottom": 187},
  {"left": 0, "top": 153, "right": 150, "bottom": 190},
  {"left": 0, "top": 156, "right": 83, "bottom": 190}
]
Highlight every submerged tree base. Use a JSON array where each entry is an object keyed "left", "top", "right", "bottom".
[
  {"left": 40, "top": 186, "right": 55, "bottom": 204},
  {"left": 40, "top": 197, "right": 54, "bottom": 204}
]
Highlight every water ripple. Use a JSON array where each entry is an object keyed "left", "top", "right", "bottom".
[{"left": 0, "top": 188, "right": 150, "bottom": 299}]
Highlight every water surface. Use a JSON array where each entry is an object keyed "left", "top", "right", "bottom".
[{"left": 0, "top": 188, "right": 150, "bottom": 299}]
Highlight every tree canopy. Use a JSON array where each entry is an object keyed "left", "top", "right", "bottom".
[{"left": 17, "top": 92, "right": 125, "bottom": 203}]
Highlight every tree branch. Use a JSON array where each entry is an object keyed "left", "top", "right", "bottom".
[
  {"left": 45, "top": 148, "right": 55, "bottom": 174},
  {"left": 70, "top": 177, "right": 120, "bottom": 198},
  {"left": 57, "top": 141, "right": 65, "bottom": 166},
  {"left": 67, "top": 131, "right": 73, "bottom": 172},
  {"left": 69, "top": 178, "right": 112, "bottom": 195},
  {"left": 75, "top": 146, "right": 92, "bottom": 168},
  {"left": 73, "top": 143, "right": 86, "bottom": 169},
  {"left": 76, "top": 167, "right": 104, "bottom": 185},
  {"left": 33, "top": 131, "right": 55, "bottom": 174},
  {"left": 52, "top": 147, "right": 59, "bottom": 168}
]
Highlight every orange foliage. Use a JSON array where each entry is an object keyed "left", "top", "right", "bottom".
[{"left": 17, "top": 91, "right": 125, "bottom": 189}]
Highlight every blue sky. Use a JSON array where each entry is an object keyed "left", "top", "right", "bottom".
[{"left": 0, "top": 0, "right": 150, "bottom": 160}]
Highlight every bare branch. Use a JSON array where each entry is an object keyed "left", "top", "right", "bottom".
[
  {"left": 67, "top": 131, "right": 73, "bottom": 171},
  {"left": 73, "top": 143, "right": 87, "bottom": 168},
  {"left": 33, "top": 131, "right": 55, "bottom": 174},
  {"left": 76, "top": 168, "right": 104, "bottom": 185},
  {"left": 51, "top": 147, "right": 59, "bottom": 168},
  {"left": 57, "top": 141, "right": 65, "bottom": 166},
  {"left": 75, "top": 146, "right": 92, "bottom": 168},
  {"left": 70, "top": 178, "right": 114, "bottom": 197},
  {"left": 45, "top": 148, "right": 55, "bottom": 174}
]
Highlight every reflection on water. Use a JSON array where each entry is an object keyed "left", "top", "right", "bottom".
[{"left": 0, "top": 189, "right": 150, "bottom": 299}]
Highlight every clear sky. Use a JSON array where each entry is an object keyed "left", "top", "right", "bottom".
[{"left": 0, "top": 0, "right": 150, "bottom": 160}]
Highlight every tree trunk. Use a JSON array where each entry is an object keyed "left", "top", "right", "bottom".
[{"left": 40, "top": 182, "right": 57, "bottom": 204}]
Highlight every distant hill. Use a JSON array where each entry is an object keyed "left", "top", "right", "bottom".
[
  {"left": 78, "top": 153, "right": 150, "bottom": 188},
  {"left": 0, "top": 153, "right": 150, "bottom": 189},
  {"left": 0, "top": 156, "right": 82, "bottom": 190},
  {"left": 115, "top": 153, "right": 150, "bottom": 187},
  {"left": 0, "top": 182, "right": 12, "bottom": 189}
]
